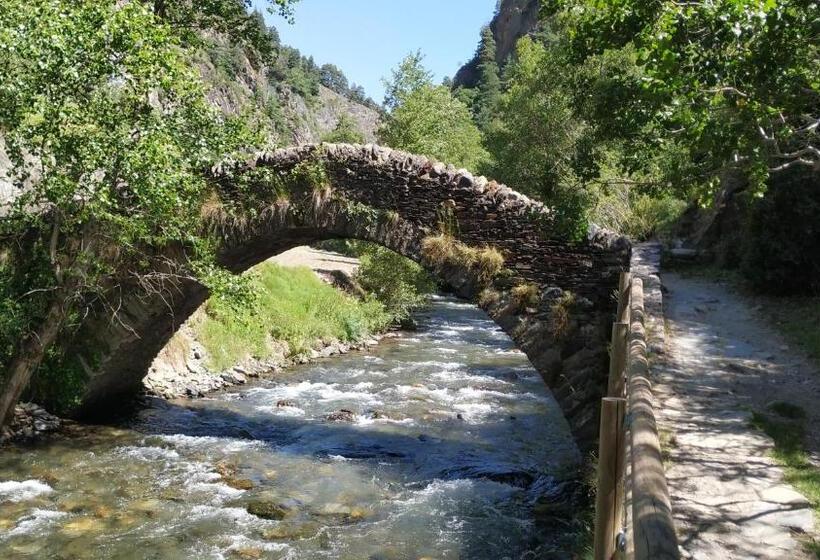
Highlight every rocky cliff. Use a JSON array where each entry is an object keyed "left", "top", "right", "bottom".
[
  {"left": 198, "top": 36, "right": 381, "bottom": 145},
  {"left": 453, "top": 0, "right": 540, "bottom": 88}
]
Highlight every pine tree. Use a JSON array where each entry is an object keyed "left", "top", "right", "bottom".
[{"left": 475, "top": 26, "right": 501, "bottom": 131}]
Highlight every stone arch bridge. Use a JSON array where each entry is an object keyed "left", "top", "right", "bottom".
[{"left": 70, "top": 143, "right": 629, "bottom": 450}]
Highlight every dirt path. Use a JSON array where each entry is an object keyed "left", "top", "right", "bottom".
[
  {"left": 652, "top": 269, "right": 818, "bottom": 559},
  {"left": 270, "top": 246, "right": 359, "bottom": 275}
]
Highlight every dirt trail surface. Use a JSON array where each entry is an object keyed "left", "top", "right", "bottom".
[
  {"left": 652, "top": 268, "right": 818, "bottom": 558},
  {"left": 270, "top": 245, "right": 359, "bottom": 275}
]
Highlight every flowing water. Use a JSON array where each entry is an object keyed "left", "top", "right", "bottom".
[{"left": 0, "top": 296, "right": 580, "bottom": 559}]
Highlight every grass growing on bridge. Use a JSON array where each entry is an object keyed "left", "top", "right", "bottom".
[
  {"left": 421, "top": 234, "right": 504, "bottom": 285},
  {"left": 197, "top": 263, "right": 391, "bottom": 371}
]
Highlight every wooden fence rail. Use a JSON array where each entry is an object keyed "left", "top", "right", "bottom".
[{"left": 593, "top": 273, "right": 680, "bottom": 560}]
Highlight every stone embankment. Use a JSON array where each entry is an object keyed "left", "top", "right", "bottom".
[
  {"left": 144, "top": 329, "right": 390, "bottom": 400},
  {"left": 0, "top": 402, "right": 61, "bottom": 442}
]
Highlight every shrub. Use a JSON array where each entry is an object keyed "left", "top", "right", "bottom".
[
  {"left": 478, "top": 288, "right": 501, "bottom": 308},
  {"left": 321, "top": 113, "right": 365, "bottom": 144},
  {"left": 510, "top": 283, "right": 540, "bottom": 311},
  {"left": 549, "top": 292, "right": 576, "bottom": 339},
  {"left": 355, "top": 245, "right": 435, "bottom": 322},
  {"left": 421, "top": 234, "right": 504, "bottom": 286},
  {"left": 591, "top": 184, "right": 687, "bottom": 241}
]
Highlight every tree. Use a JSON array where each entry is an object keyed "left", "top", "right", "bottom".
[
  {"left": 379, "top": 85, "right": 490, "bottom": 170},
  {"left": 0, "top": 0, "right": 258, "bottom": 425},
  {"left": 319, "top": 63, "right": 349, "bottom": 94},
  {"left": 322, "top": 114, "right": 365, "bottom": 144},
  {"left": 487, "top": 37, "right": 588, "bottom": 238},
  {"left": 381, "top": 51, "right": 433, "bottom": 111},
  {"left": 152, "top": 1, "right": 299, "bottom": 64},
  {"left": 474, "top": 26, "right": 502, "bottom": 130},
  {"left": 545, "top": 0, "right": 819, "bottom": 196}
]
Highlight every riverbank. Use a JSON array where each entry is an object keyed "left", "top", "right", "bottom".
[
  {"left": 143, "top": 321, "right": 395, "bottom": 401},
  {"left": 2, "top": 247, "right": 396, "bottom": 444},
  {"left": 143, "top": 246, "right": 396, "bottom": 400}
]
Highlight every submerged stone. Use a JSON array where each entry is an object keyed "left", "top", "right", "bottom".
[{"left": 246, "top": 500, "right": 289, "bottom": 520}]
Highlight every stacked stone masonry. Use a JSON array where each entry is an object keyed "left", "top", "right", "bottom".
[{"left": 68, "top": 143, "right": 629, "bottom": 452}]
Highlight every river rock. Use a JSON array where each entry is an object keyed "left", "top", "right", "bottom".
[
  {"left": 60, "top": 516, "right": 105, "bottom": 536},
  {"left": 261, "top": 520, "right": 320, "bottom": 540},
  {"left": 246, "top": 500, "right": 289, "bottom": 520},
  {"left": 325, "top": 409, "right": 356, "bottom": 422},
  {"left": 276, "top": 400, "right": 297, "bottom": 408},
  {"left": 231, "top": 547, "right": 263, "bottom": 559},
  {"left": 312, "top": 503, "right": 370, "bottom": 522},
  {"left": 223, "top": 477, "right": 254, "bottom": 490}
]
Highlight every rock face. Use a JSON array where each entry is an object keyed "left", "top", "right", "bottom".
[
  {"left": 68, "top": 143, "right": 629, "bottom": 452},
  {"left": 453, "top": 0, "right": 540, "bottom": 89},
  {"left": 285, "top": 86, "right": 380, "bottom": 144},
  {"left": 198, "top": 35, "right": 380, "bottom": 145}
]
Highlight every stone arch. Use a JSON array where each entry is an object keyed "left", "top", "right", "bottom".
[{"left": 70, "top": 143, "right": 629, "bottom": 451}]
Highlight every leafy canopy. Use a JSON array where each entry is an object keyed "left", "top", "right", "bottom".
[
  {"left": 380, "top": 53, "right": 489, "bottom": 170},
  {"left": 544, "top": 0, "right": 819, "bottom": 197},
  {"left": 380, "top": 85, "right": 490, "bottom": 170},
  {"left": 381, "top": 50, "right": 434, "bottom": 112}
]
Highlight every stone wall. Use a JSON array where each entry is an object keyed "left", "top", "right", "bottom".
[{"left": 69, "top": 143, "right": 629, "bottom": 452}]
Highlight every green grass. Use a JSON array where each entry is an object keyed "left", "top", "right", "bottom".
[
  {"left": 750, "top": 404, "right": 820, "bottom": 557},
  {"left": 197, "top": 263, "right": 391, "bottom": 371}
]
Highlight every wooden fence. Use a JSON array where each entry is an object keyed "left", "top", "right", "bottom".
[{"left": 593, "top": 272, "right": 680, "bottom": 560}]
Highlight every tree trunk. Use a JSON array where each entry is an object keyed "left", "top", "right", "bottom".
[{"left": 0, "top": 295, "right": 68, "bottom": 428}]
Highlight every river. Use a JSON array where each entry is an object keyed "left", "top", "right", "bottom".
[{"left": 0, "top": 295, "right": 581, "bottom": 559}]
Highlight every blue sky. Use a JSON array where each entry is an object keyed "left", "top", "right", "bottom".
[{"left": 254, "top": 0, "right": 498, "bottom": 104}]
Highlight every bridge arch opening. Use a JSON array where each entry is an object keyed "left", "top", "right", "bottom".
[{"left": 68, "top": 143, "right": 628, "bottom": 450}]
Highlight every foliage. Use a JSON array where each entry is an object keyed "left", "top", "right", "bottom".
[
  {"left": 0, "top": 0, "right": 260, "bottom": 318},
  {"left": 486, "top": 37, "right": 589, "bottom": 239},
  {"left": 543, "top": 0, "right": 819, "bottom": 197},
  {"left": 381, "top": 50, "right": 434, "bottom": 112},
  {"left": 591, "top": 184, "right": 687, "bottom": 242},
  {"left": 355, "top": 245, "right": 435, "bottom": 322},
  {"left": 380, "top": 85, "right": 490, "bottom": 170},
  {"left": 152, "top": 1, "right": 298, "bottom": 63},
  {"left": 199, "top": 262, "right": 391, "bottom": 370},
  {"left": 510, "top": 283, "right": 540, "bottom": 311},
  {"left": 459, "top": 0, "right": 817, "bottom": 249},
  {"left": 750, "top": 406, "right": 820, "bottom": 556},
  {"left": 0, "top": 0, "right": 274, "bottom": 420},
  {"left": 549, "top": 291, "right": 576, "bottom": 339},
  {"left": 474, "top": 25, "right": 502, "bottom": 131},
  {"left": 319, "top": 63, "right": 380, "bottom": 110},
  {"left": 380, "top": 52, "right": 489, "bottom": 169},
  {"left": 319, "top": 63, "right": 349, "bottom": 94},
  {"left": 321, "top": 113, "right": 365, "bottom": 144}
]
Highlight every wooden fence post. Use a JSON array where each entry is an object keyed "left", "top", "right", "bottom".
[
  {"left": 607, "top": 321, "right": 629, "bottom": 397},
  {"left": 594, "top": 396, "right": 627, "bottom": 560},
  {"left": 617, "top": 272, "right": 632, "bottom": 325}
]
